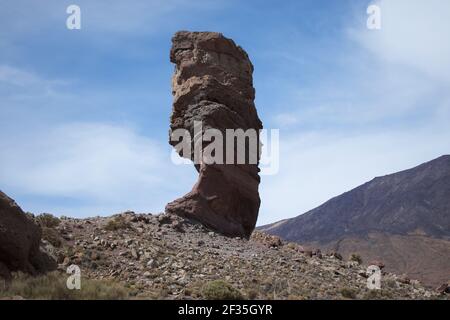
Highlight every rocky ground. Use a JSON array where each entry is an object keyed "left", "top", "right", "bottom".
[{"left": 28, "top": 211, "right": 446, "bottom": 300}]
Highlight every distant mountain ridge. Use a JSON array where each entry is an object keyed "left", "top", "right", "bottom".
[{"left": 261, "top": 155, "right": 450, "bottom": 287}]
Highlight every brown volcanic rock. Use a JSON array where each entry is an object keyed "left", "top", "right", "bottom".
[
  {"left": 165, "top": 31, "right": 262, "bottom": 238},
  {"left": 0, "top": 190, "right": 56, "bottom": 278}
]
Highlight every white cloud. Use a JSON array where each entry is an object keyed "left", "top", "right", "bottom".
[
  {"left": 0, "top": 64, "right": 67, "bottom": 90},
  {"left": 351, "top": 0, "right": 450, "bottom": 84},
  {"left": 0, "top": 65, "right": 41, "bottom": 87},
  {"left": 274, "top": 113, "right": 299, "bottom": 127},
  {"left": 266, "top": 1, "right": 450, "bottom": 129},
  {"left": 258, "top": 124, "right": 450, "bottom": 226},
  {"left": 0, "top": 122, "right": 196, "bottom": 217}
]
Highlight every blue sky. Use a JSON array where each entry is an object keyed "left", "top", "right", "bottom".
[{"left": 1, "top": 0, "right": 449, "bottom": 225}]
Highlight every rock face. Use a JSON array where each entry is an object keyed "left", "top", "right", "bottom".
[
  {"left": 0, "top": 190, "right": 56, "bottom": 279},
  {"left": 165, "top": 31, "right": 262, "bottom": 238}
]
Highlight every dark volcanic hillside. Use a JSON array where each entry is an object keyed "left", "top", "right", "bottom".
[{"left": 261, "top": 155, "right": 450, "bottom": 287}]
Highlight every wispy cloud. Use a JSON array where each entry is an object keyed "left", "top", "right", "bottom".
[
  {"left": 0, "top": 64, "right": 68, "bottom": 99},
  {"left": 0, "top": 122, "right": 196, "bottom": 216},
  {"left": 258, "top": 124, "right": 450, "bottom": 225},
  {"left": 351, "top": 0, "right": 450, "bottom": 84}
]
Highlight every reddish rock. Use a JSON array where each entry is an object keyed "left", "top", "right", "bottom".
[
  {"left": 0, "top": 190, "right": 56, "bottom": 278},
  {"left": 165, "top": 31, "right": 262, "bottom": 238},
  {"left": 369, "top": 260, "right": 385, "bottom": 270}
]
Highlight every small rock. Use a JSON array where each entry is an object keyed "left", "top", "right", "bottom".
[
  {"left": 313, "top": 249, "right": 322, "bottom": 259},
  {"left": 329, "top": 252, "right": 343, "bottom": 260},
  {"left": 171, "top": 220, "right": 184, "bottom": 232},
  {"left": 197, "top": 240, "right": 205, "bottom": 247},
  {"left": 147, "top": 259, "right": 158, "bottom": 268},
  {"left": 158, "top": 214, "right": 172, "bottom": 225},
  {"left": 398, "top": 275, "right": 411, "bottom": 284},
  {"left": 119, "top": 251, "right": 127, "bottom": 257},
  {"left": 131, "top": 248, "right": 139, "bottom": 260}
]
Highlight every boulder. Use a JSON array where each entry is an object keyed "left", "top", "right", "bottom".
[
  {"left": 165, "top": 31, "right": 262, "bottom": 238},
  {"left": 0, "top": 190, "right": 56, "bottom": 278}
]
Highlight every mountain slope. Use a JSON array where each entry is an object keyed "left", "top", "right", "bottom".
[
  {"left": 8, "top": 211, "right": 439, "bottom": 300},
  {"left": 261, "top": 155, "right": 450, "bottom": 287}
]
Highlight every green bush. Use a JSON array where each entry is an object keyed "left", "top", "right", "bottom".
[
  {"left": 202, "top": 280, "right": 243, "bottom": 300},
  {"left": 104, "top": 216, "right": 131, "bottom": 231},
  {"left": 340, "top": 287, "right": 357, "bottom": 299},
  {"left": 363, "top": 289, "right": 393, "bottom": 300},
  {"left": 41, "top": 227, "right": 62, "bottom": 247},
  {"left": 0, "top": 272, "right": 129, "bottom": 300},
  {"left": 36, "top": 213, "right": 61, "bottom": 228},
  {"left": 350, "top": 253, "right": 363, "bottom": 265}
]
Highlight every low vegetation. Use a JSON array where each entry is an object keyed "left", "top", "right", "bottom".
[
  {"left": 340, "top": 287, "right": 357, "bottom": 299},
  {"left": 350, "top": 253, "right": 363, "bottom": 265},
  {"left": 41, "top": 227, "right": 62, "bottom": 247},
  {"left": 36, "top": 213, "right": 62, "bottom": 247},
  {"left": 104, "top": 216, "right": 131, "bottom": 231},
  {"left": 36, "top": 213, "right": 61, "bottom": 228},
  {"left": 202, "top": 280, "right": 243, "bottom": 300},
  {"left": 0, "top": 272, "right": 129, "bottom": 300}
]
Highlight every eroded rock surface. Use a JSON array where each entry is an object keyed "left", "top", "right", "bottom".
[{"left": 166, "top": 31, "right": 262, "bottom": 238}]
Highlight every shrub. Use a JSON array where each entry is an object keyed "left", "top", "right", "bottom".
[
  {"left": 202, "top": 280, "right": 243, "bottom": 300},
  {"left": 340, "top": 287, "right": 357, "bottom": 299},
  {"left": 245, "top": 288, "right": 258, "bottom": 299},
  {"left": 104, "top": 216, "right": 131, "bottom": 231},
  {"left": 0, "top": 272, "right": 129, "bottom": 300},
  {"left": 36, "top": 213, "right": 61, "bottom": 228},
  {"left": 41, "top": 227, "right": 62, "bottom": 247},
  {"left": 363, "top": 289, "right": 393, "bottom": 300},
  {"left": 350, "top": 253, "right": 363, "bottom": 265},
  {"left": 385, "top": 279, "right": 398, "bottom": 289}
]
